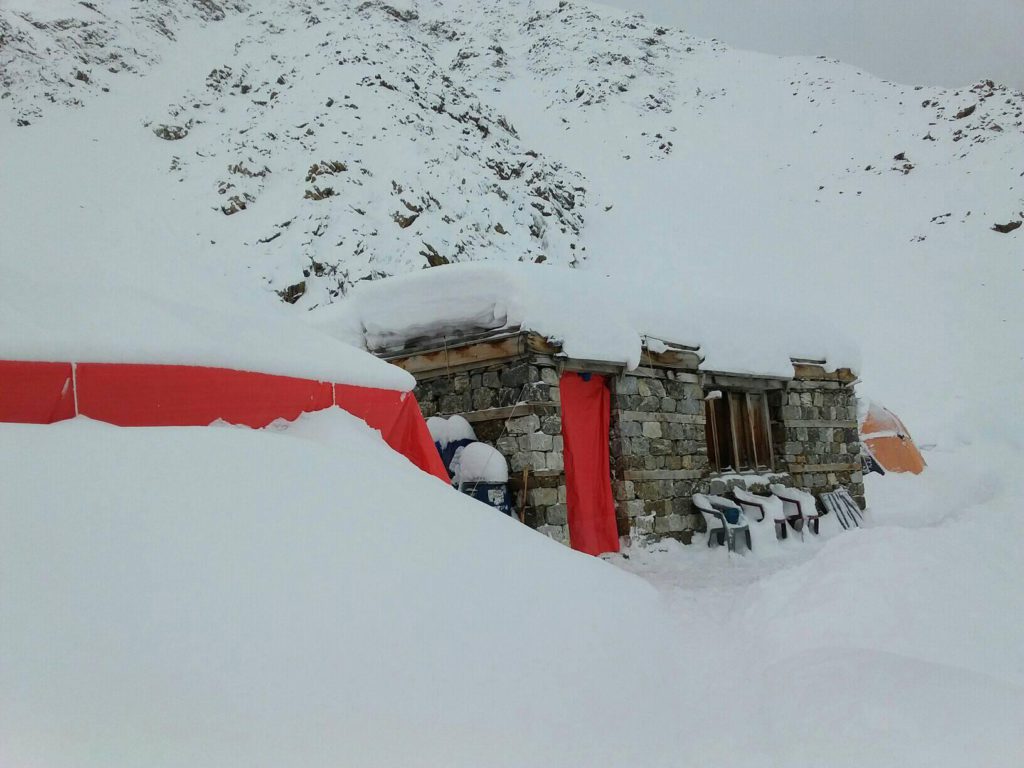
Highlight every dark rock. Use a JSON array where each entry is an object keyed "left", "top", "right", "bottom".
[
  {"left": 992, "top": 220, "right": 1022, "bottom": 234},
  {"left": 278, "top": 281, "right": 306, "bottom": 304},
  {"left": 153, "top": 124, "right": 188, "bottom": 140}
]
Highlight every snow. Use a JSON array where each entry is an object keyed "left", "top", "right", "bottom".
[
  {"left": 443, "top": 414, "right": 477, "bottom": 445},
  {"left": 0, "top": 415, "right": 671, "bottom": 767},
  {"left": 453, "top": 441, "right": 510, "bottom": 485},
  {"left": 1, "top": 1, "right": 1022, "bottom": 765},
  {"left": 3, "top": 414, "right": 1022, "bottom": 767},
  {"left": 0, "top": 263, "right": 412, "bottom": 390},
  {"left": 324, "top": 261, "right": 860, "bottom": 376},
  {"left": 734, "top": 487, "right": 787, "bottom": 521},
  {"left": 2, "top": 0, "right": 1020, "bottom": 436},
  {"left": 0, "top": 8, "right": 411, "bottom": 390},
  {"left": 426, "top": 414, "right": 477, "bottom": 450}
]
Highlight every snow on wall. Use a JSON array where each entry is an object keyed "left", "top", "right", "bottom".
[{"left": 319, "top": 262, "right": 861, "bottom": 377}]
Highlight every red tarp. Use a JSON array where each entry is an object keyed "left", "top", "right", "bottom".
[
  {"left": 75, "top": 363, "right": 335, "bottom": 428},
  {"left": 559, "top": 372, "right": 620, "bottom": 556},
  {"left": 334, "top": 383, "right": 449, "bottom": 481},
  {"left": 0, "top": 360, "right": 448, "bottom": 482},
  {"left": 0, "top": 360, "right": 76, "bottom": 424}
]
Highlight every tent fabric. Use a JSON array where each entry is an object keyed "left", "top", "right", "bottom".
[
  {"left": 0, "top": 360, "right": 76, "bottom": 423},
  {"left": 860, "top": 401, "right": 926, "bottom": 475},
  {"left": 0, "top": 360, "right": 448, "bottom": 482},
  {"left": 76, "top": 363, "right": 335, "bottom": 428},
  {"left": 559, "top": 372, "right": 620, "bottom": 556},
  {"left": 333, "top": 383, "right": 449, "bottom": 481}
]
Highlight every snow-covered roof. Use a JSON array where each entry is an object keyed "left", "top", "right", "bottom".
[
  {"left": 0, "top": 265, "right": 413, "bottom": 392},
  {"left": 316, "top": 263, "right": 860, "bottom": 378}
]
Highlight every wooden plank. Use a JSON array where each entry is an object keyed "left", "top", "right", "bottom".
[
  {"left": 622, "top": 469, "right": 703, "bottom": 481},
  {"left": 788, "top": 462, "right": 861, "bottom": 473},
  {"left": 525, "top": 333, "right": 560, "bottom": 354},
  {"left": 388, "top": 335, "right": 524, "bottom": 376},
  {"left": 792, "top": 364, "right": 858, "bottom": 384},
  {"left": 640, "top": 348, "right": 703, "bottom": 370},
  {"left": 784, "top": 380, "right": 842, "bottom": 391},
  {"left": 531, "top": 469, "right": 563, "bottom": 478},
  {"left": 618, "top": 411, "right": 703, "bottom": 424},
  {"left": 783, "top": 419, "right": 859, "bottom": 429},
  {"left": 376, "top": 327, "right": 522, "bottom": 357},
  {"left": 627, "top": 367, "right": 701, "bottom": 383},
  {"left": 559, "top": 358, "right": 626, "bottom": 375},
  {"left": 450, "top": 402, "right": 560, "bottom": 424},
  {"left": 702, "top": 373, "right": 789, "bottom": 391}
]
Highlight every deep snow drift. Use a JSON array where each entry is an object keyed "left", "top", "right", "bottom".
[
  {"left": 1, "top": 1, "right": 1022, "bottom": 765},
  {"left": 2, "top": 414, "right": 1022, "bottom": 767}
]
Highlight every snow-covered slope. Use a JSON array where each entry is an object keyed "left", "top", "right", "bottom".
[
  {"left": 2, "top": 0, "right": 1020, "bottom": 440},
  {"left": 3, "top": 414, "right": 1021, "bottom": 767},
  {"left": 2, "top": 3, "right": 1023, "bottom": 765}
]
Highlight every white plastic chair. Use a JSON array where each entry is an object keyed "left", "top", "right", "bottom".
[
  {"left": 732, "top": 488, "right": 789, "bottom": 540},
  {"left": 693, "top": 493, "right": 752, "bottom": 553},
  {"left": 769, "top": 484, "right": 821, "bottom": 535}
]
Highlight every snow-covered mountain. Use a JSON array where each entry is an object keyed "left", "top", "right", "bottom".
[
  {"left": 2, "top": 0, "right": 1022, "bottom": 433},
  {"left": 3, "top": 4, "right": 1023, "bottom": 766}
]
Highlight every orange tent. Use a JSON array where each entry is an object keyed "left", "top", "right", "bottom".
[{"left": 860, "top": 401, "right": 926, "bottom": 475}]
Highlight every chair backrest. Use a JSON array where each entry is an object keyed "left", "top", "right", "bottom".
[
  {"left": 691, "top": 493, "right": 716, "bottom": 513},
  {"left": 770, "top": 484, "right": 818, "bottom": 516},
  {"left": 731, "top": 487, "right": 767, "bottom": 521},
  {"left": 706, "top": 495, "right": 745, "bottom": 526},
  {"left": 691, "top": 494, "right": 724, "bottom": 528}
]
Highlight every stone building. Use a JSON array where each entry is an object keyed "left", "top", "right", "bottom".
[{"left": 373, "top": 326, "right": 864, "bottom": 548}]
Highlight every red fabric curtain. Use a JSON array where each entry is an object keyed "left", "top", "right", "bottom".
[
  {"left": 0, "top": 360, "right": 77, "bottom": 423},
  {"left": 559, "top": 372, "right": 620, "bottom": 555}
]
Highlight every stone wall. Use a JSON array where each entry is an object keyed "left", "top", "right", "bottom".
[
  {"left": 413, "top": 357, "right": 572, "bottom": 544},
  {"left": 410, "top": 350, "right": 865, "bottom": 550},
  {"left": 609, "top": 367, "right": 709, "bottom": 542},
  {"left": 769, "top": 378, "right": 865, "bottom": 507}
]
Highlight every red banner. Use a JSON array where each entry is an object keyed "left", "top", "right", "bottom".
[{"left": 559, "top": 372, "right": 620, "bottom": 555}]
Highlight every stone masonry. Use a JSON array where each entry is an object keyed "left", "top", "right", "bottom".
[
  {"left": 414, "top": 357, "right": 573, "bottom": 544},
  {"left": 393, "top": 333, "right": 864, "bottom": 549},
  {"left": 770, "top": 375, "right": 865, "bottom": 507},
  {"left": 609, "top": 366, "right": 710, "bottom": 543}
]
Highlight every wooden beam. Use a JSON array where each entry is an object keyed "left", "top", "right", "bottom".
[
  {"left": 622, "top": 469, "right": 704, "bottom": 481},
  {"left": 788, "top": 462, "right": 860, "bottom": 473},
  {"left": 791, "top": 363, "right": 857, "bottom": 384},
  {"left": 702, "top": 373, "right": 789, "bottom": 390},
  {"left": 783, "top": 419, "right": 859, "bottom": 429},
  {"left": 387, "top": 335, "right": 525, "bottom": 376},
  {"left": 617, "top": 411, "right": 703, "bottom": 425},
  {"left": 446, "top": 402, "right": 560, "bottom": 424}
]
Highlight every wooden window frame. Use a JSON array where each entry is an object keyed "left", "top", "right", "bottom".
[{"left": 706, "top": 390, "right": 775, "bottom": 473}]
